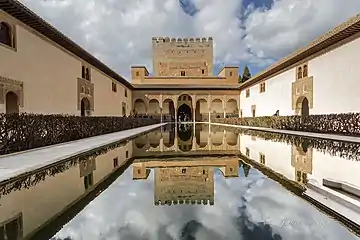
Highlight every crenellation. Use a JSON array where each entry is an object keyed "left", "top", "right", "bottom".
[
  {"left": 151, "top": 37, "right": 213, "bottom": 43},
  {"left": 152, "top": 36, "right": 214, "bottom": 77}
]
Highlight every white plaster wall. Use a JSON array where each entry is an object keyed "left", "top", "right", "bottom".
[
  {"left": 240, "top": 70, "right": 294, "bottom": 117},
  {"left": 308, "top": 150, "right": 360, "bottom": 187},
  {"left": 310, "top": 36, "right": 360, "bottom": 114},
  {"left": 240, "top": 35, "right": 360, "bottom": 116},
  {"left": 239, "top": 135, "right": 295, "bottom": 181}
]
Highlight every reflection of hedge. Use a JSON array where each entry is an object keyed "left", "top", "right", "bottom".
[
  {"left": 220, "top": 126, "right": 360, "bottom": 161},
  {"left": 0, "top": 113, "right": 159, "bottom": 155},
  {"left": 214, "top": 113, "right": 360, "bottom": 136},
  {"left": 0, "top": 140, "right": 129, "bottom": 197}
]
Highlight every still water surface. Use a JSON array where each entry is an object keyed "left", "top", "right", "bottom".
[{"left": 0, "top": 124, "right": 359, "bottom": 240}]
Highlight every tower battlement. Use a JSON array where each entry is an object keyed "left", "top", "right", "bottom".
[
  {"left": 154, "top": 199, "right": 214, "bottom": 206},
  {"left": 152, "top": 36, "right": 214, "bottom": 77},
  {"left": 152, "top": 37, "right": 213, "bottom": 43}
]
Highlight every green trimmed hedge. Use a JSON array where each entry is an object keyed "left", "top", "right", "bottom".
[
  {"left": 0, "top": 113, "right": 160, "bottom": 155},
  {"left": 214, "top": 113, "right": 360, "bottom": 136}
]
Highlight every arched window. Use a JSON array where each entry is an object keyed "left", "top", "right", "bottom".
[
  {"left": 303, "top": 65, "right": 308, "bottom": 77},
  {"left": 297, "top": 67, "right": 302, "bottom": 79},
  {"left": 0, "top": 22, "right": 12, "bottom": 47}
]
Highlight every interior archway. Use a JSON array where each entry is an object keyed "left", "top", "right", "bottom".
[
  {"left": 148, "top": 99, "right": 160, "bottom": 117},
  {"left": 163, "top": 99, "right": 175, "bottom": 122},
  {"left": 301, "top": 97, "right": 309, "bottom": 119},
  {"left": 195, "top": 99, "right": 207, "bottom": 122},
  {"left": 211, "top": 99, "right": 223, "bottom": 119},
  {"left": 226, "top": 99, "right": 238, "bottom": 117},
  {"left": 177, "top": 94, "right": 192, "bottom": 122},
  {"left": 177, "top": 103, "right": 192, "bottom": 122},
  {"left": 296, "top": 96, "right": 310, "bottom": 122},
  {"left": 134, "top": 99, "right": 146, "bottom": 115},
  {"left": 5, "top": 91, "right": 19, "bottom": 114},
  {"left": 80, "top": 97, "right": 90, "bottom": 116}
]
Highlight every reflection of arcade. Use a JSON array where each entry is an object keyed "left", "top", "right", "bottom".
[
  {"left": 132, "top": 158, "right": 239, "bottom": 206},
  {"left": 291, "top": 141, "right": 313, "bottom": 185},
  {"left": 134, "top": 124, "right": 240, "bottom": 153}
]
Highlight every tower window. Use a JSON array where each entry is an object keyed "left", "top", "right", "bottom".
[
  {"left": 182, "top": 168, "right": 186, "bottom": 173},
  {"left": 229, "top": 71, "right": 233, "bottom": 76},
  {"left": 201, "top": 69, "right": 205, "bottom": 74},
  {"left": 0, "top": 22, "right": 12, "bottom": 47},
  {"left": 297, "top": 67, "right": 302, "bottom": 80},
  {"left": 303, "top": 65, "right": 308, "bottom": 77},
  {"left": 181, "top": 71, "right": 185, "bottom": 76},
  {"left": 112, "top": 82, "right": 117, "bottom": 92}
]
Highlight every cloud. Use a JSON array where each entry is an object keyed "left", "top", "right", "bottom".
[
  {"left": 52, "top": 165, "right": 357, "bottom": 240},
  {"left": 21, "top": 0, "right": 360, "bottom": 80},
  {"left": 243, "top": 0, "right": 360, "bottom": 61}
]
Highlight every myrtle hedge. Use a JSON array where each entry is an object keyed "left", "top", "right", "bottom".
[
  {"left": 214, "top": 113, "right": 360, "bottom": 136},
  {"left": 218, "top": 125, "right": 360, "bottom": 162},
  {"left": 0, "top": 113, "right": 160, "bottom": 155}
]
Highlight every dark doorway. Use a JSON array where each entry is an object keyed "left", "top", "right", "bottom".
[
  {"left": 301, "top": 97, "right": 309, "bottom": 121},
  {"left": 177, "top": 124, "right": 193, "bottom": 142},
  {"left": 5, "top": 91, "right": 19, "bottom": 114},
  {"left": 177, "top": 104, "right": 192, "bottom": 122},
  {"left": 81, "top": 98, "right": 91, "bottom": 116}
]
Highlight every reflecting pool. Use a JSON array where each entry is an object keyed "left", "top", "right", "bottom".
[{"left": 0, "top": 124, "right": 358, "bottom": 240}]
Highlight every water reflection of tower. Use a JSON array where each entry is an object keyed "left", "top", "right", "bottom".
[
  {"left": 154, "top": 166, "right": 214, "bottom": 205},
  {"left": 132, "top": 158, "right": 239, "bottom": 206},
  {"left": 291, "top": 140, "right": 313, "bottom": 185}
]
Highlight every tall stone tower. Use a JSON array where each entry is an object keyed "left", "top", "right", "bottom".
[{"left": 152, "top": 37, "right": 214, "bottom": 77}]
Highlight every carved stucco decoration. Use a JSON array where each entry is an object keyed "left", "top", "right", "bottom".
[
  {"left": 291, "top": 76, "right": 314, "bottom": 111},
  {"left": 0, "top": 76, "right": 24, "bottom": 107},
  {"left": 77, "top": 78, "right": 94, "bottom": 111},
  {"left": 291, "top": 145, "right": 313, "bottom": 174}
]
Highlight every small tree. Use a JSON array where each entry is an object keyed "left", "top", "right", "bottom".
[
  {"left": 238, "top": 74, "right": 242, "bottom": 83},
  {"left": 242, "top": 65, "right": 252, "bottom": 82}
]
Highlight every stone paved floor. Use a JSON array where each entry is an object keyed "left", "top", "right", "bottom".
[
  {"left": 209, "top": 122, "right": 360, "bottom": 143},
  {"left": 0, "top": 123, "right": 166, "bottom": 183}
]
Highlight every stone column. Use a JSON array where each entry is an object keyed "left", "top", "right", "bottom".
[
  {"left": 192, "top": 94, "right": 196, "bottom": 123},
  {"left": 208, "top": 95, "right": 211, "bottom": 123},
  {"left": 174, "top": 96, "right": 178, "bottom": 123},
  {"left": 160, "top": 94, "right": 163, "bottom": 123},
  {"left": 160, "top": 108, "right": 163, "bottom": 123},
  {"left": 223, "top": 99, "right": 226, "bottom": 118}
]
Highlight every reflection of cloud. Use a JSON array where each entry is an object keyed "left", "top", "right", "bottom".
[{"left": 52, "top": 166, "right": 357, "bottom": 240}]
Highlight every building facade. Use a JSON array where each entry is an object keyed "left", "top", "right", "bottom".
[
  {"left": 239, "top": 14, "right": 360, "bottom": 118},
  {"left": 0, "top": 0, "right": 132, "bottom": 117},
  {"left": 1, "top": 0, "right": 360, "bottom": 120},
  {"left": 131, "top": 36, "right": 240, "bottom": 122}
]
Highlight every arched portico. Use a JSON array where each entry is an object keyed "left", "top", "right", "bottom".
[{"left": 132, "top": 92, "right": 239, "bottom": 123}]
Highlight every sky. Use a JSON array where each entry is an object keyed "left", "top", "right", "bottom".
[{"left": 21, "top": 0, "right": 360, "bottom": 81}]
